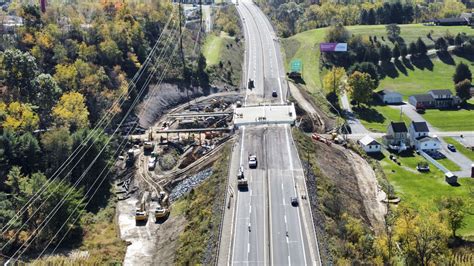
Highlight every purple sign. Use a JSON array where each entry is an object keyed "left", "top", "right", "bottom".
[{"left": 319, "top": 43, "right": 348, "bottom": 52}]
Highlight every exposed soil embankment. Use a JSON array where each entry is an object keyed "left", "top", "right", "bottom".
[{"left": 136, "top": 83, "right": 217, "bottom": 128}]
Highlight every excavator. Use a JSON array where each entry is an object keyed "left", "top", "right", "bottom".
[
  {"left": 135, "top": 192, "right": 149, "bottom": 223},
  {"left": 155, "top": 191, "right": 170, "bottom": 220}
]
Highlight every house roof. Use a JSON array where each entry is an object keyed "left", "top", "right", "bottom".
[
  {"left": 359, "top": 135, "right": 380, "bottom": 146},
  {"left": 389, "top": 122, "right": 408, "bottom": 133},
  {"left": 411, "top": 94, "right": 434, "bottom": 102},
  {"left": 377, "top": 89, "right": 400, "bottom": 96},
  {"left": 416, "top": 136, "right": 440, "bottom": 142},
  {"left": 435, "top": 17, "right": 468, "bottom": 24},
  {"left": 411, "top": 121, "right": 429, "bottom": 132},
  {"left": 429, "top": 89, "right": 453, "bottom": 96}
]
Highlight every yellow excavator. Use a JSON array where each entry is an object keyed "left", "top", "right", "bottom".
[{"left": 135, "top": 192, "right": 149, "bottom": 222}]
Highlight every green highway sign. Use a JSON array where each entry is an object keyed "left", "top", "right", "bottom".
[{"left": 290, "top": 59, "right": 302, "bottom": 73}]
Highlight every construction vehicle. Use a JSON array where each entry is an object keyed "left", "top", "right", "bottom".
[
  {"left": 248, "top": 154, "right": 257, "bottom": 168},
  {"left": 237, "top": 166, "right": 248, "bottom": 189},
  {"left": 126, "top": 148, "right": 140, "bottom": 166},
  {"left": 312, "top": 133, "right": 332, "bottom": 146},
  {"left": 135, "top": 192, "right": 149, "bottom": 223},
  {"left": 144, "top": 141, "right": 154, "bottom": 151},
  {"left": 155, "top": 205, "right": 169, "bottom": 219}
]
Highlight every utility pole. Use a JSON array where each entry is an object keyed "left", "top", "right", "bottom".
[{"left": 178, "top": 0, "right": 186, "bottom": 81}]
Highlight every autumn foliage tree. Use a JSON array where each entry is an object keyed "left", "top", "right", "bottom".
[
  {"left": 348, "top": 71, "right": 376, "bottom": 106},
  {"left": 52, "top": 91, "right": 89, "bottom": 131}
]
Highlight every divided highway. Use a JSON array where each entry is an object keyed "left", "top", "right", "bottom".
[{"left": 226, "top": 0, "right": 321, "bottom": 265}]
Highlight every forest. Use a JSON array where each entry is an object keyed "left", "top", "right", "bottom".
[{"left": 0, "top": 0, "right": 181, "bottom": 261}]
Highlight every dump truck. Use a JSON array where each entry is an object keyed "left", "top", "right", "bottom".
[
  {"left": 237, "top": 166, "right": 248, "bottom": 189},
  {"left": 248, "top": 154, "right": 257, "bottom": 168}
]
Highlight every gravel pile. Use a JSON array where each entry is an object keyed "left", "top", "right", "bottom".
[{"left": 169, "top": 168, "right": 213, "bottom": 202}]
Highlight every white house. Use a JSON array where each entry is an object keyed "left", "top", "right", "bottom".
[
  {"left": 414, "top": 136, "right": 441, "bottom": 151},
  {"left": 358, "top": 135, "right": 381, "bottom": 153},
  {"left": 409, "top": 121, "right": 429, "bottom": 146},
  {"left": 377, "top": 90, "right": 403, "bottom": 104}
]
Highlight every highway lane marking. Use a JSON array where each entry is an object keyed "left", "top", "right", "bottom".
[
  {"left": 288, "top": 255, "right": 291, "bottom": 266},
  {"left": 284, "top": 125, "right": 308, "bottom": 266},
  {"left": 284, "top": 215, "right": 287, "bottom": 224}
]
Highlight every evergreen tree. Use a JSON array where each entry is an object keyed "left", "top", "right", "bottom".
[
  {"left": 392, "top": 44, "right": 401, "bottom": 60},
  {"left": 416, "top": 37, "right": 427, "bottom": 55},
  {"left": 453, "top": 62, "right": 472, "bottom": 84}
]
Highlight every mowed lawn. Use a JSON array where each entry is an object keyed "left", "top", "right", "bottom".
[
  {"left": 203, "top": 32, "right": 225, "bottom": 66},
  {"left": 378, "top": 151, "right": 474, "bottom": 237},
  {"left": 281, "top": 24, "right": 474, "bottom": 93},
  {"left": 354, "top": 105, "right": 411, "bottom": 133},
  {"left": 379, "top": 56, "right": 474, "bottom": 98},
  {"left": 421, "top": 105, "right": 474, "bottom": 131}
]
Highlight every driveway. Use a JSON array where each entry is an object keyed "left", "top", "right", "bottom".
[
  {"left": 389, "top": 103, "right": 472, "bottom": 177},
  {"left": 340, "top": 92, "right": 370, "bottom": 134}
]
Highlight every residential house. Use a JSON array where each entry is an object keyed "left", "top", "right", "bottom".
[
  {"left": 383, "top": 121, "right": 409, "bottom": 151},
  {"left": 409, "top": 121, "right": 430, "bottom": 145},
  {"left": 408, "top": 90, "right": 461, "bottom": 109},
  {"left": 433, "top": 17, "right": 468, "bottom": 26},
  {"left": 415, "top": 136, "right": 441, "bottom": 151},
  {"left": 377, "top": 90, "right": 403, "bottom": 104},
  {"left": 358, "top": 135, "right": 381, "bottom": 153}
]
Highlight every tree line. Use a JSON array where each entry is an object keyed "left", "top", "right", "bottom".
[
  {"left": 256, "top": 0, "right": 468, "bottom": 37},
  {"left": 0, "top": 0, "right": 175, "bottom": 258}
]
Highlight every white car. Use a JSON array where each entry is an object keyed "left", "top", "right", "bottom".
[
  {"left": 148, "top": 157, "right": 156, "bottom": 170},
  {"left": 248, "top": 155, "right": 257, "bottom": 168}
]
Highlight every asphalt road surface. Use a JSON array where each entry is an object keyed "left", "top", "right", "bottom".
[{"left": 229, "top": 0, "right": 320, "bottom": 265}]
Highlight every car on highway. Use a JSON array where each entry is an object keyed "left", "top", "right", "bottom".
[
  {"left": 447, "top": 144, "right": 456, "bottom": 152},
  {"left": 291, "top": 196, "right": 299, "bottom": 207},
  {"left": 272, "top": 90, "right": 277, "bottom": 97},
  {"left": 148, "top": 157, "right": 156, "bottom": 170},
  {"left": 248, "top": 154, "right": 257, "bottom": 168}
]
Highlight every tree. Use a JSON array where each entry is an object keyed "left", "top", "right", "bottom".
[
  {"left": 394, "top": 206, "right": 450, "bottom": 265},
  {"left": 392, "top": 43, "right": 401, "bottom": 60},
  {"left": 323, "top": 67, "right": 346, "bottom": 94},
  {"left": 386, "top": 24, "right": 401, "bottom": 42},
  {"left": 368, "top": 9, "right": 376, "bottom": 25},
  {"left": 54, "top": 63, "right": 79, "bottom": 92},
  {"left": 416, "top": 37, "right": 427, "bottom": 56},
  {"left": 408, "top": 42, "right": 418, "bottom": 56},
  {"left": 0, "top": 49, "right": 39, "bottom": 101},
  {"left": 360, "top": 9, "right": 369, "bottom": 25},
  {"left": 379, "top": 45, "right": 392, "bottom": 62},
  {"left": 454, "top": 33, "right": 465, "bottom": 46},
  {"left": 325, "top": 23, "right": 350, "bottom": 43},
  {"left": 52, "top": 91, "right": 89, "bottom": 131},
  {"left": 35, "top": 74, "right": 62, "bottom": 125},
  {"left": 348, "top": 62, "right": 379, "bottom": 87},
  {"left": 400, "top": 45, "right": 408, "bottom": 57},
  {"left": 41, "top": 127, "right": 73, "bottom": 174},
  {"left": 435, "top": 37, "right": 448, "bottom": 52},
  {"left": 0, "top": 101, "right": 40, "bottom": 132},
  {"left": 438, "top": 197, "right": 467, "bottom": 237},
  {"left": 453, "top": 62, "right": 472, "bottom": 84},
  {"left": 455, "top": 79, "right": 472, "bottom": 102},
  {"left": 348, "top": 71, "right": 376, "bottom": 106},
  {"left": 98, "top": 39, "right": 123, "bottom": 66}
]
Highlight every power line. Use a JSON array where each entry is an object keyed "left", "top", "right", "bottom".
[
  {"left": 0, "top": 15, "right": 176, "bottom": 236},
  {"left": 1, "top": 21, "right": 179, "bottom": 253}
]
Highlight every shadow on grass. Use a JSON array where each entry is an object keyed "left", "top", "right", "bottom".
[
  {"left": 453, "top": 50, "right": 474, "bottom": 62},
  {"left": 448, "top": 182, "right": 461, "bottom": 187},
  {"left": 367, "top": 152, "right": 386, "bottom": 161},
  {"left": 397, "top": 149, "right": 416, "bottom": 158},
  {"left": 437, "top": 51, "right": 455, "bottom": 65},
  {"left": 290, "top": 76, "right": 306, "bottom": 85},
  {"left": 411, "top": 55, "right": 434, "bottom": 71},
  {"left": 380, "top": 61, "right": 399, "bottom": 78},
  {"left": 462, "top": 101, "right": 474, "bottom": 110},
  {"left": 352, "top": 106, "right": 385, "bottom": 123},
  {"left": 402, "top": 58, "right": 415, "bottom": 71},
  {"left": 394, "top": 60, "right": 408, "bottom": 76}
]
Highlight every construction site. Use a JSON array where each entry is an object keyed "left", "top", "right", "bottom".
[{"left": 114, "top": 93, "right": 242, "bottom": 265}]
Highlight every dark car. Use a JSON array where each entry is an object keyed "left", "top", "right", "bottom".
[
  {"left": 447, "top": 144, "right": 456, "bottom": 152},
  {"left": 290, "top": 197, "right": 299, "bottom": 207},
  {"left": 272, "top": 90, "right": 277, "bottom": 97}
]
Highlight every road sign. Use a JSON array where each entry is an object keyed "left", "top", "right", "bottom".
[
  {"left": 290, "top": 59, "right": 302, "bottom": 73},
  {"left": 320, "top": 43, "right": 348, "bottom": 52}
]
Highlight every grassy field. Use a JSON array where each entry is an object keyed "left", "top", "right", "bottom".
[
  {"left": 377, "top": 150, "right": 474, "bottom": 238},
  {"left": 379, "top": 55, "right": 474, "bottom": 98},
  {"left": 421, "top": 106, "right": 474, "bottom": 131},
  {"left": 354, "top": 105, "right": 411, "bottom": 133},
  {"left": 203, "top": 33, "right": 225, "bottom": 66},
  {"left": 444, "top": 137, "right": 474, "bottom": 162},
  {"left": 281, "top": 24, "right": 474, "bottom": 94}
]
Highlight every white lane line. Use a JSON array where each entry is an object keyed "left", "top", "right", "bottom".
[
  {"left": 288, "top": 255, "right": 291, "bottom": 266},
  {"left": 282, "top": 198, "right": 285, "bottom": 206},
  {"left": 239, "top": 127, "right": 246, "bottom": 166},
  {"left": 248, "top": 243, "right": 250, "bottom": 254},
  {"left": 281, "top": 183, "right": 284, "bottom": 191},
  {"left": 249, "top": 205, "right": 252, "bottom": 214},
  {"left": 284, "top": 215, "right": 287, "bottom": 224},
  {"left": 284, "top": 125, "right": 308, "bottom": 266}
]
